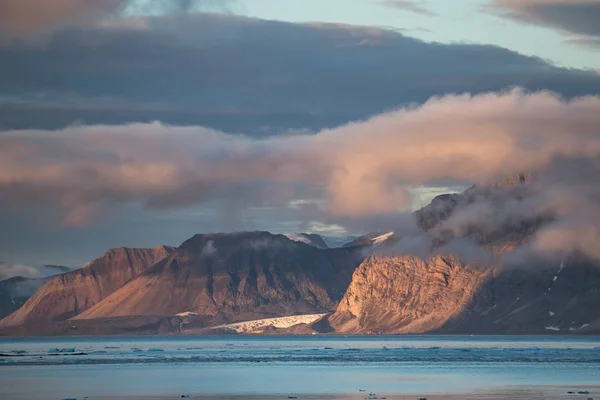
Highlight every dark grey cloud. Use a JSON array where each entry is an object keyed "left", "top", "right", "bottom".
[
  {"left": 1, "top": 13, "right": 600, "bottom": 133},
  {"left": 380, "top": 0, "right": 437, "bottom": 16},
  {"left": 489, "top": 0, "right": 600, "bottom": 39}
]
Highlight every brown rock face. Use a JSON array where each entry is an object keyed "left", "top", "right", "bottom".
[
  {"left": 329, "top": 254, "right": 491, "bottom": 333},
  {"left": 0, "top": 246, "right": 173, "bottom": 327},
  {"left": 327, "top": 252, "right": 600, "bottom": 334},
  {"left": 74, "top": 232, "right": 365, "bottom": 322}
]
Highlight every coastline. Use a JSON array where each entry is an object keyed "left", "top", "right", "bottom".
[{"left": 11, "top": 386, "right": 599, "bottom": 400}]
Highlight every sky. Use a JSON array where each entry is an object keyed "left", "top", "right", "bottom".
[{"left": 0, "top": 0, "right": 600, "bottom": 268}]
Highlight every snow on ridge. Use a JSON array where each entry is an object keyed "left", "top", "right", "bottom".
[
  {"left": 176, "top": 311, "right": 200, "bottom": 318},
  {"left": 569, "top": 324, "right": 590, "bottom": 331},
  {"left": 372, "top": 232, "right": 394, "bottom": 245},
  {"left": 211, "top": 313, "right": 327, "bottom": 333},
  {"left": 283, "top": 233, "right": 313, "bottom": 245}
]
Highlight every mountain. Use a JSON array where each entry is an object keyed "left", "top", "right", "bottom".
[
  {"left": 283, "top": 233, "right": 330, "bottom": 249},
  {"left": 0, "top": 246, "right": 173, "bottom": 327},
  {"left": 322, "top": 174, "right": 600, "bottom": 335},
  {"left": 0, "top": 276, "right": 53, "bottom": 320},
  {"left": 2, "top": 173, "right": 599, "bottom": 336},
  {"left": 73, "top": 232, "right": 366, "bottom": 323},
  {"left": 326, "top": 253, "right": 600, "bottom": 334}
]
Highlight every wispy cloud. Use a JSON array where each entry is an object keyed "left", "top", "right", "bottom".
[
  {"left": 0, "top": 262, "right": 70, "bottom": 280},
  {"left": 488, "top": 0, "right": 600, "bottom": 39},
  {"left": 380, "top": 0, "right": 437, "bottom": 16},
  {"left": 564, "top": 37, "right": 600, "bottom": 49}
]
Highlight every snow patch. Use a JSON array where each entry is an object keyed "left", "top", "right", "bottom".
[
  {"left": 284, "top": 233, "right": 312, "bottom": 245},
  {"left": 545, "top": 326, "right": 560, "bottom": 331},
  {"left": 372, "top": 232, "right": 394, "bottom": 245},
  {"left": 553, "top": 276, "right": 558, "bottom": 281},
  {"left": 176, "top": 311, "right": 200, "bottom": 318},
  {"left": 569, "top": 324, "right": 590, "bottom": 331},
  {"left": 549, "top": 311, "right": 555, "bottom": 316},
  {"left": 212, "top": 313, "right": 327, "bottom": 334}
]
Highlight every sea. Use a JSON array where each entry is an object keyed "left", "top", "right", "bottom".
[{"left": 1, "top": 335, "right": 599, "bottom": 399}]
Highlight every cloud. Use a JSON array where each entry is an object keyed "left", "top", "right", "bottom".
[
  {"left": 0, "top": 0, "right": 237, "bottom": 39},
  {"left": 489, "top": 0, "right": 600, "bottom": 39},
  {"left": 0, "top": 262, "right": 69, "bottom": 280},
  {"left": 380, "top": 0, "right": 437, "bottom": 16},
  {"left": 200, "top": 240, "right": 217, "bottom": 257},
  {"left": 564, "top": 37, "right": 600, "bottom": 49},
  {"left": 0, "top": 262, "right": 42, "bottom": 280},
  {"left": 1, "top": 13, "right": 599, "bottom": 133},
  {"left": 0, "top": 0, "right": 124, "bottom": 38},
  {"left": 1, "top": 89, "right": 600, "bottom": 238}
]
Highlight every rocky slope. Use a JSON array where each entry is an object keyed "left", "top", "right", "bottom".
[
  {"left": 73, "top": 232, "right": 366, "bottom": 322},
  {"left": 327, "top": 252, "right": 600, "bottom": 334},
  {"left": 328, "top": 254, "right": 492, "bottom": 333},
  {"left": 0, "top": 246, "right": 173, "bottom": 327},
  {"left": 323, "top": 173, "right": 600, "bottom": 335}
]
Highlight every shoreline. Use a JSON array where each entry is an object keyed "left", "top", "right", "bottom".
[{"left": 45, "top": 386, "right": 600, "bottom": 400}]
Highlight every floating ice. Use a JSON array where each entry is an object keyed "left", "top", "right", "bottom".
[{"left": 49, "top": 348, "right": 76, "bottom": 353}]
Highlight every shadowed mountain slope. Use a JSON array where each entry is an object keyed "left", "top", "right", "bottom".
[
  {"left": 0, "top": 246, "right": 173, "bottom": 327},
  {"left": 74, "top": 232, "right": 366, "bottom": 322}
]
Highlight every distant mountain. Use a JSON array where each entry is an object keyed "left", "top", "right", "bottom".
[
  {"left": 0, "top": 246, "right": 173, "bottom": 327},
  {"left": 283, "top": 233, "right": 370, "bottom": 249},
  {"left": 73, "top": 232, "right": 366, "bottom": 323},
  {"left": 341, "top": 232, "right": 395, "bottom": 248},
  {"left": 42, "top": 265, "right": 73, "bottom": 274},
  {"left": 0, "top": 264, "right": 74, "bottom": 320},
  {"left": 0, "top": 276, "right": 53, "bottom": 320}
]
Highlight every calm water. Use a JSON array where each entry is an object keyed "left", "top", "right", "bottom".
[{"left": 1, "top": 335, "right": 599, "bottom": 399}]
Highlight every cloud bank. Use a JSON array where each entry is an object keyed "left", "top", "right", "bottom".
[
  {"left": 1, "top": 13, "right": 599, "bottom": 134},
  {"left": 2, "top": 89, "right": 600, "bottom": 264}
]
